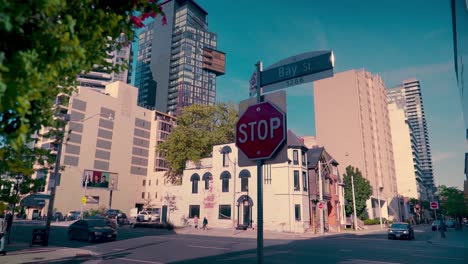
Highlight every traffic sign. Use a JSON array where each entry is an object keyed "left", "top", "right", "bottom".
[
  {"left": 318, "top": 203, "right": 324, "bottom": 210},
  {"left": 81, "top": 196, "right": 87, "bottom": 205},
  {"left": 236, "top": 101, "right": 286, "bottom": 160},
  {"left": 260, "top": 51, "right": 334, "bottom": 93},
  {"left": 430, "top": 201, "right": 438, "bottom": 209}
]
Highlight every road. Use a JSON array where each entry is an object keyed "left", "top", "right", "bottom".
[{"left": 9, "top": 224, "right": 468, "bottom": 263}]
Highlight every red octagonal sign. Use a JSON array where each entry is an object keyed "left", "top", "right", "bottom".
[{"left": 236, "top": 101, "right": 286, "bottom": 160}]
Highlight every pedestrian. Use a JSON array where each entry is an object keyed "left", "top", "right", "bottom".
[
  {"left": 193, "top": 215, "right": 199, "bottom": 229},
  {"left": 5, "top": 211, "right": 12, "bottom": 245},
  {"left": 0, "top": 210, "right": 7, "bottom": 256},
  {"left": 202, "top": 217, "right": 208, "bottom": 230}
]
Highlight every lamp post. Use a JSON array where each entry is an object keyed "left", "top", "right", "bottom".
[
  {"left": 350, "top": 172, "right": 358, "bottom": 231},
  {"left": 109, "top": 179, "right": 115, "bottom": 210},
  {"left": 376, "top": 186, "right": 383, "bottom": 229}
]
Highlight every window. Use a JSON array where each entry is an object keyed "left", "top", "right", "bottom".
[
  {"left": 156, "top": 179, "right": 159, "bottom": 185},
  {"left": 191, "top": 173, "right": 200, "bottom": 194},
  {"left": 189, "top": 205, "right": 200, "bottom": 218},
  {"left": 294, "top": 170, "right": 300, "bottom": 191},
  {"left": 141, "top": 192, "right": 145, "bottom": 199},
  {"left": 222, "top": 179, "right": 229, "bottom": 192},
  {"left": 241, "top": 178, "right": 248, "bottom": 192},
  {"left": 302, "top": 171, "right": 307, "bottom": 191},
  {"left": 222, "top": 153, "right": 229, "bottom": 167},
  {"left": 218, "top": 205, "right": 231, "bottom": 219},
  {"left": 302, "top": 151, "right": 306, "bottom": 166},
  {"left": 149, "top": 180, "right": 151, "bottom": 186},
  {"left": 293, "top": 150, "right": 299, "bottom": 165},
  {"left": 203, "top": 172, "right": 212, "bottom": 190},
  {"left": 295, "top": 204, "right": 301, "bottom": 221},
  {"left": 155, "top": 192, "right": 158, "bottom": 199},
  {"left": 142, "top": 180, "right": 146, "bottom": 186},
  {"left": 192, "top": 180, "right": 199, "bottom": 193},
  {"left": 147, "top": 192, "right": 150, "bottom": 199}
]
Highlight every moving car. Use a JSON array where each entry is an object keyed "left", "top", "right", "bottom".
[
  {"left": 68, "top": 219, "right": 117, "bottom": 242},
  {"left": 52, "top": 212, "right": 64, "bottom": 221},
  {"left": 388, "top": 222, "right": 414, "bottom": 240}
]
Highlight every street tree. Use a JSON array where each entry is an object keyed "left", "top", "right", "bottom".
[
  {"left": 438, "top": 185, "right": 467, "bottom": 219},
  {"left": 343, "top": 166, "right": 372, "bottom": 220},
  {"left": 157, "top": 102, "right": 238, "bottom": 183},
  {"left": 0, "top": 0, "right": 166, "bottom": 149}
]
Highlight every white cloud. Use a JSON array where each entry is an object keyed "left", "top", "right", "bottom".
[{"left": 379, "top": 62, "right": 453, "bottom": 87}]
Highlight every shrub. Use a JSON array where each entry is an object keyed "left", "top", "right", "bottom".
[{"left": 364, "top": 219, "right": 381, "bottom": 225}]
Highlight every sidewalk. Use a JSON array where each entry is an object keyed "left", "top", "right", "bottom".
[
  {"left": 0, "top": 245, "right": 95, "bottom": 264},
  {"left": 174, "top": 226, "right": 387, "bottom": 240},
  {"left": 428, "top": 228, "right": 468, "bottom": 249}
]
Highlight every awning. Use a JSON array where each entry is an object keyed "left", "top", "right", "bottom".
[{"left": 20, "top": 193, "right": 50, "bottom": 208}]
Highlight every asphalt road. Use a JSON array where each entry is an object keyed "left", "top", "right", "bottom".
[{"left": 10, "top": 224, "right": 468, "bottom": 264}]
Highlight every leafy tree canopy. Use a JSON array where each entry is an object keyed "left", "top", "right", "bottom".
[
  {"left": 438, "top": 185, "right": 467, "bottom": 218},
  {"left": 343, "top": 165, "right": 373, "bottom": 220},
  {"left": 0, "top": 0, "right": 165, "bottom": 149},
  {"left": 157, "top": 102, "right": 238, "bottom": 182}
]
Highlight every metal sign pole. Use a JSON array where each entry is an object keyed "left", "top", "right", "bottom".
[{"left": 256, "top": 61, "right": 264, "bottom": 264}]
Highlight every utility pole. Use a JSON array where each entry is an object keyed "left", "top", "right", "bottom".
[
  {"left": 318, "top": 161, "right": 324, "bottom": 235},
  {"left": 351, "top": 173, "right": 358, "bottom": 230},
  {"left": 44, "top": 114, "right": 69, "bottom": 246}
]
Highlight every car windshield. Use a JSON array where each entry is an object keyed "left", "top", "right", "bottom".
[
  {"left": 87, "top": 220, "right": 111, "bottom": 227},
  {"left": 391, "top": 223, "right": 408, "bottom": 229},
  {"left": 433, "top": 221, "right": 441, "bottom": 225}
]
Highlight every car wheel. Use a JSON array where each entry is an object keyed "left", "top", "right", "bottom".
[
  {"left": 68, "top": 231, "right": 74, "bottom": 241},
  {"left": 87, "top": 233, "right": 95, "bottom": 243}
]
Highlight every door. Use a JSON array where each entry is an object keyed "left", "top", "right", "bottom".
[
  {"left": 243, "top": 205, "right": 250, "bottom": 226},
  {"left": 162, "top": 206, "right": 168, "bottom": 223}
]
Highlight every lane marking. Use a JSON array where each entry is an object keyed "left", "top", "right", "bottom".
[
  {"left": 187, "top": 245, "right": 230, "bottom": 250},
  {"left": 411, "top": 254, "right": 468, "bottom": 261},
  {"left": 116, "top": 258, "right": 164, "bottom": 264}
]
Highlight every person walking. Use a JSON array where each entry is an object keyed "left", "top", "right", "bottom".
[
  {"left": 0, "top": 211, "right": 7, "bottom": 256},
  {"left": 193, "top": 215, "right": 199, "bottom": 229},
  {"left": 202, "top": 217, "right": 208, "bottom": 230}
]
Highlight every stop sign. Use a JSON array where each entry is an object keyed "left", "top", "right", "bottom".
[
  {"left": 430, "top": 202, "right": 438, "bottom": 209},
  {"left": 236, "top": 101, "right": 286, "bottom": 160},
  {"left": 318, "top": 203, "right": 324, "bottom": 210}
]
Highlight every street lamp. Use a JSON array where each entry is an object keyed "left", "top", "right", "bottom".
[
  {"left": 376, "top": 186, "right": 384, "bottom": 229},
  {"left": 344, "top": 153, "right": 358, "bottom": 231}
]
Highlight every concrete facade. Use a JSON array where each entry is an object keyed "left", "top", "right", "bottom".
[
  {"left": 314, "top": 69, "right": 398, "bottom": 220},
  {"left": 38, "top": 82, "right": 176, "bottom": 216},
  {"left": 162, "top": 142, "right": 312, "bottom": 233},
  {"left": 388, "top": 103, "right": 426, "bottom": 200}
]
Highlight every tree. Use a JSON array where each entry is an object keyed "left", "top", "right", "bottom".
[
  {"left": 0, "top": 0, "right": 166, "bottom": 149},
  {"left": 157, "top": 102, "right": 238, "bottom": 182},
  {"left": 438, "top": 185, "right": 467, "bottom": 218},
  {"left": 343, "top": 166, "right": 372, "bottom": 220}
]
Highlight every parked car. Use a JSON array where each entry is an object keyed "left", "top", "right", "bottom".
[
  {"left": 52, "top": 212, "right": 64, "bottom": 221},
  {"left": 137, "top": 211, "right": 159, "bottom": 222},
  {"left": 388, "top": 222, "right": 414, "bottom": 240},
  {"left": 105, "top": 209, "right": 121, "bottom": 219},
  {"left": 116, "top": 213, "right": 130, "bottom": 225},
  {"left": 85, "top": 215, "right": 118, "bottom": 229},
  {"left": 66, "top": 211, "right": 81, "bottom": 221},
  {"left": 68, "top": 219, "right": 117, "bottom": 242}
]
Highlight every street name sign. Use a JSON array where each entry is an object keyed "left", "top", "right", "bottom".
[
  {"left": 236, "top": 101, "right": 286, "bottom": 160},
  {"left": 260, "top": 51, "right": 334, "bottom": 94}
]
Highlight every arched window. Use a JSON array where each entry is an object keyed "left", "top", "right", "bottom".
[
  {"left": 190, "top": 173, "right": 200, "bottom": 194},
  {"left": 202, "top": 172, "right": 212, "bottom": 190},
  {"left": 239, "top": 169, "right": 251, "bottom": 192},
  {"left": 220, "top": 171, "right": 231, "bottom": 192}
]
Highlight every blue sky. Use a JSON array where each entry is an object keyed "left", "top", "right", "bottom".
[{"left": 197, "top": 0, "right": 466, "bottom": 189}]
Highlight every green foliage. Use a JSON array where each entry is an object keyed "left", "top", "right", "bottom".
[
  {"left": 438, "top": 185, "right": 467, "bottom": 218},
  {"left": 0, "top": 0, "right": 165, "bottom": 149},
  {"left": 83, "top": 207, "right": 107, "bottom": 218},
  {"left": 343, "top": 166, "right": 373, "bottom": 219},
  {"left": 364, "top": 219, "right": 380, "bottom": 225},
  {"left": 157, "top": 103, "right": 238, "bottom": 182}
]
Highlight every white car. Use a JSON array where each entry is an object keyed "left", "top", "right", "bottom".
[{"left": 137, "top": 211, "right": 159, "bottom": 222}]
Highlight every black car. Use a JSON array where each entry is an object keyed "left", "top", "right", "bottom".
[
  {"left": 388, "top": 222, "right": 414, "bottom": 240},
  {"left": 68, "top": 219, "right": 117, "bottom": 242},
  {"left": 105, "top": 209, "right": 121, "bottom": 219}
]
